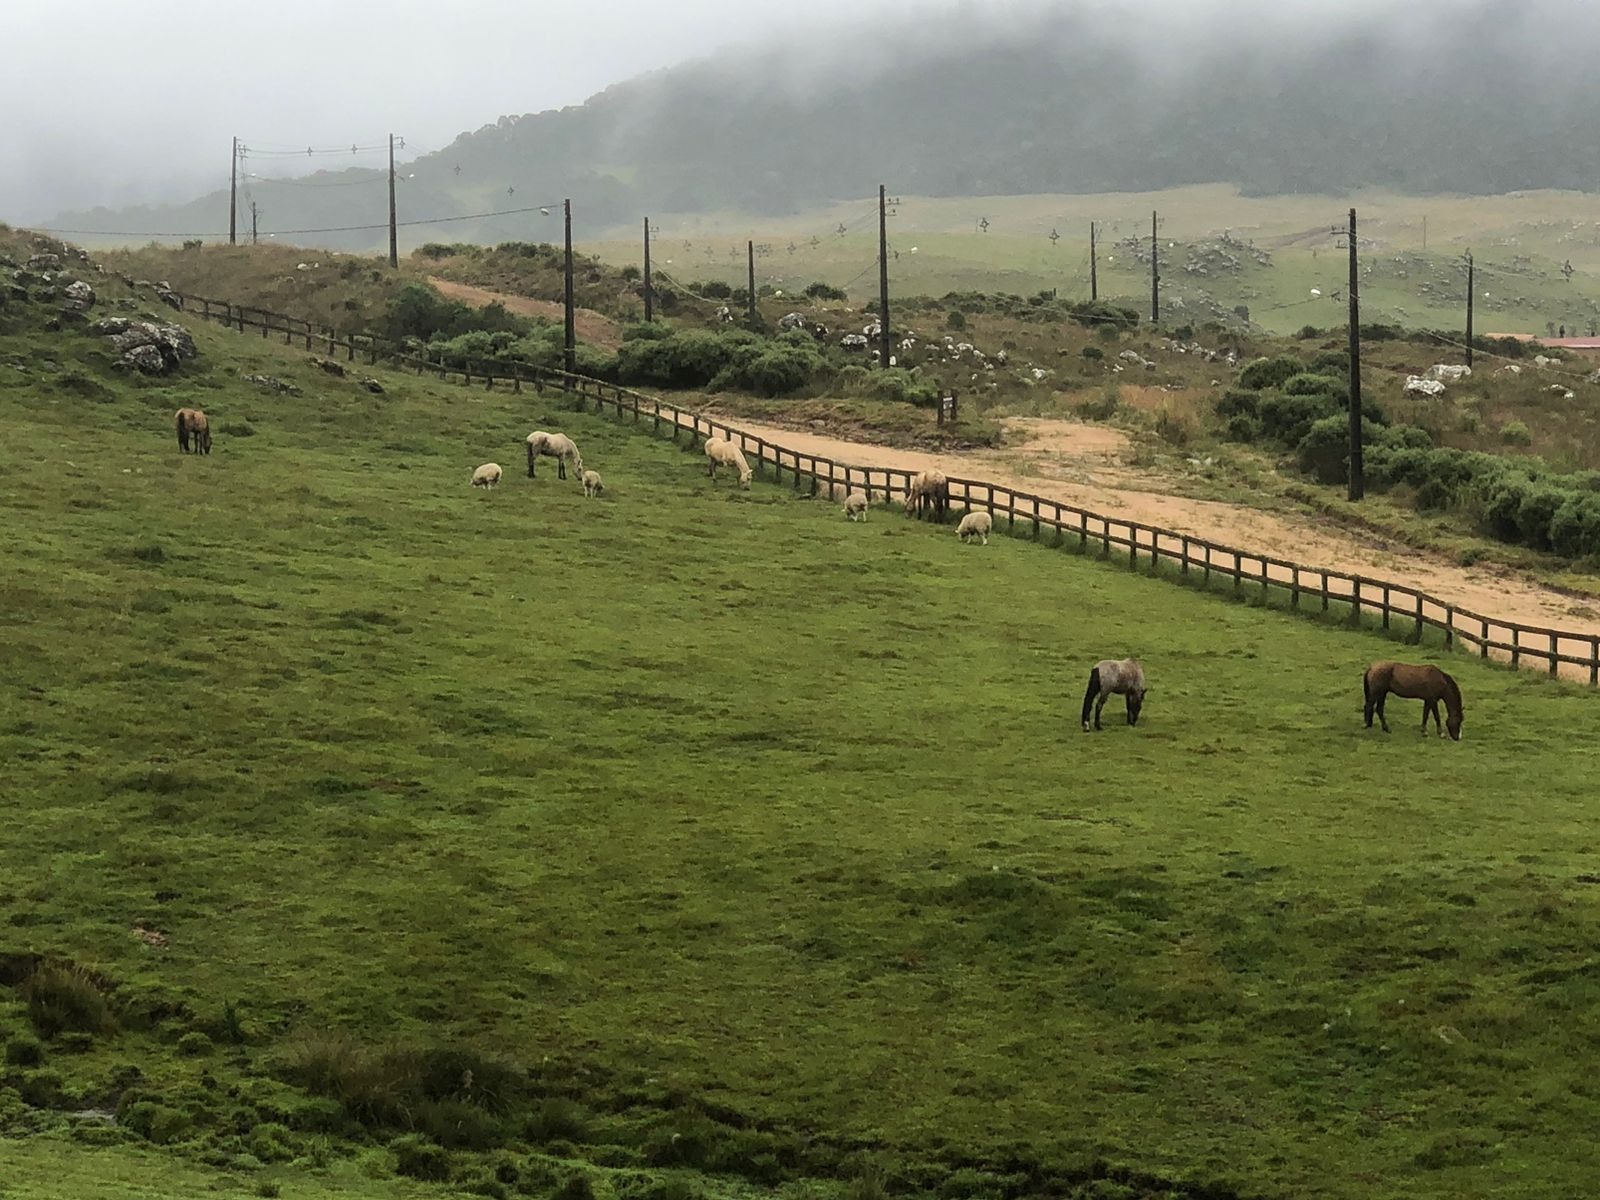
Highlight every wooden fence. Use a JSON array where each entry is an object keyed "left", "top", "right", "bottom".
[{"left": 172, "top": 289, "right": 1600, "bottom": 687}]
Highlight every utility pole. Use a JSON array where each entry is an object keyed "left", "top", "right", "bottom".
[
  {"left": 1089, "top": 221, "right": 1098, "bottom": 303},
  {"left": 747, "top": 240, "right": 757, "bottom": 325},
  {"left": 1465, "top": 251, "right": 1474, "bottom": 369},
  {"left": 563, "top": 199, "right": 576, "bottom": 374},
  {"left": 642, "top": 217, "right": 654, "bottom": 323},
  {"left": 250, "top": 201, "right": 259, "bottom": 246},
  {"left": 387, "top": 134, "right": 398, "bottom": 268},
  {"left": 879, "top": 183, "right": 892, "bottom": 369},
  {"left": 1150, "top": 210, "right": 1160, "bottom": 325},
  {"left": 1347, "top": 208, "right": 1363, "bottom": 502},
  {"left": 229, "top": 137, "right": 238, "bottom": 246}
]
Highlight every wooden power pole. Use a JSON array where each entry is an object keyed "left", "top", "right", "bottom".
[
  {"left": 1150, "top": 210, "right": 1160, "bottom": 324},
  {"left": 563, "top": 199, "right": 575, "bottom": 374},
  {"left": 250, "top": 201, "right": 259, "bottom": 246},
  {"left": 229, "top": 137, "right": 238, "bottom": 246},
  {"left": 387, "top": 134, "right": 398, "bottom": 268},
  {"left": 1347, "top": 208, "right": 1363, "bottom": 502},
  {"left": 643, "top": 218, "right": 654, "bottom": 323},
  {"left": 1465, "top": 252, "right": 1475, "bottom": 369},
  {"left": 879, "top": 183, "right": 892, "bottom": 369},
  {"left": 746, "top": 241, "right": 757, "bottom": 325},
  {"left": 1089, "top": 221, "right": 1098, "bottom": 303}
]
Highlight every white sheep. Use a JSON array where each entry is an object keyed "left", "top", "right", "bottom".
[
  {"left": 471, "top": 463, "right": 503, "bottom": 489},
  {"left": 705, "top": 437, "right": 753, "bottom": 489},
  {"left": 844, "top": 491, "right": 868, "bottom": 521},
  {"left": 957, "top": 510, "right": 992, "bottom": 545},
  {"left": 581, "top": 469, "right": 605, "bottom": 497},
  {"left": 525, "top": 431, "right": 583, "bottom": 480}
]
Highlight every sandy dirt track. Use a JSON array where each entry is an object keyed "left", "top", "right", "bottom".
[{"left": 706, "top": 411, "right": 1600, "bottom": 645}]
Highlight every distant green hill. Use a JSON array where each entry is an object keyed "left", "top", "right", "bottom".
[{"left": 42, "top": 0, "right": 1600, "bottom": 250}]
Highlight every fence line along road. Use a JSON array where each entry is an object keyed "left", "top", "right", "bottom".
[{"left": 171, "top": 289, "right": 1600, "bottom": 687}]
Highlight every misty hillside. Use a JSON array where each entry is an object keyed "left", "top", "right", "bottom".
[{"left": 49, "top": 0, "right": 1600, "bottom": 245}]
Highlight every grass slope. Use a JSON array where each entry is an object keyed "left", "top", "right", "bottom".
[{"left": 4, "top": 293, "right": 1600, "bottom": 1199}]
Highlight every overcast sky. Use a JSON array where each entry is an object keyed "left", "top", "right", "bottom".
[
  {"left": 2, "top": 0, "right": 928, "bottom": 221},
  {"left": 4, "top": 0, "right": 1476, "bottom": 223}
]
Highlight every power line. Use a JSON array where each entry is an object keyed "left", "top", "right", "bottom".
[{"left": 34, "top": 200, "right": 566, "bottom": 241}]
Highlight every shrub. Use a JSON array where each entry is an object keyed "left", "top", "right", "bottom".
[
  {"left": 1296, "top": 417, "right": 1365, "bottom": 485},
  {"left": 524, "top": 1097, "right": 590, "bottom": 1145},
  {"left": 804, "top": 281, "right": 846, "bottom": 301},
  {"left": 945, "top": 310, "right": 967, "bottom": 331},
  {"left": 121, "top": 1101, "right": 191, "bottom": 1144},
  {"left": 862, "top": 369, "right": 938, "bottom": 407},
  {"left": 1379, "top": 424, "right": 1434, "bottom": 450},
  {"left": 1282, "top": 372, "right": 1347, "bottom": 401},
  {"left": 392, "top": 1134, "right": 451, "bottom": 1181},
  {"left": 1499, "top": 420, "right": 1533, "bottom": 446},
  {"left": 1309, "top": 350, "right": 1349, "bottom": 374},
  {"left": 177, "top": 1031, "right": 213, "bottom": 1057},
  {"left": 710, "top": 341, "right": 825, "bottom": 398},
  {"left": 248, "top": 1121, "right": 297, "bottom": 1162},
  {"left": 1080, "top": 345, "right": 1103, "bottom": 361},
  {"left": 619, "top": 266, "right": 641, "bottom": 282},
  {"left": 1076, "top": 386, "right": 1119, "bottom": 420},
  {"left": 1296, "top": 325, "right": 1323, "bottom": 340},
  {"left": 1215, "top": 389, "right": 1259, "bottom": 420},
  {"left": 4, "top": 1037, "right": 45, "bottom": 1067},
  {"left": 1222, "top": 412, "right": 1261, "bottom": 443},
  {"left": 699, "top": 281, "right": 732, "bottom": 300},
  {"left": 1238, "top": 355, "right": 1304, "bottom": 390},
  {"left": 1550, "top": 496, "right": 1600, "bottom": 558},
  {"left": 1259, "top": 392, "right": 1340, "bottom": 446},
  {"left": 622, "top": 322, "right": 671, "bottom": 342},
  {"left": 1154, "top": 406, "right": 1192, "bottom": 448},
  {"left": 24, "top": 964, "right": 115, "bottom": 1039},
  {"left": 219, "top": 422, "right": 255, "bottom": 438},
  {"left": 1517, "top": 485, "right": 1569, "bottom": 550}
]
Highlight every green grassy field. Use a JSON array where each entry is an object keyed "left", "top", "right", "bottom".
[
  {"left": 5, "top": 275, "right": 1600, "bottom": 1199},
  {"left": 582, "top": 185, "right": 1600, "bottom": 336}
]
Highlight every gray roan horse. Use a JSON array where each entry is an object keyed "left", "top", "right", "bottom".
[{"left": 1081, "top": 658, "right": 1146, "bottom": 731}]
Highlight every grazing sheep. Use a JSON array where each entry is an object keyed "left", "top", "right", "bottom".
[
  {"left": 957, "top": 510, "right": 992, "bottom": 545},
  {"left": 844, "top": 491, "right": 868, "bottom": 521},
  {"left": 174, "top": 407, "right": 211, "bottom": 454},
  {"left": 903, "top": 469, "right": 949, "bottom": 522},
  {"left": 581, "top": 469, "right": 605, "bottom": 497},
  {"left": 471, "top": 463, "right": 502, "bottom": 489},
  {"left": 525, "top": 431, "right": 583, "bottom": 480},
  {"left": 705, "top": 437, "right": 753, "bottom": 489}
]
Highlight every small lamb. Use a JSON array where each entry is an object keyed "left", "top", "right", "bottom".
[
  {"left": 581, "top": 469, "right": 605, "bottom": 497},
  {"left": 471, "top": 462, "right": 503, "bottom": 489},
  {"left": 843, "top": 491, "right": 868, "bottom": 521},
  {"left": 957, "top": 510, "right": 992, "bottom": 545}
]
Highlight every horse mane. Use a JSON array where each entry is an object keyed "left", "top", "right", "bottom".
[{"left": 1439, "top": 670, "right": 1462, "bottom": 711}]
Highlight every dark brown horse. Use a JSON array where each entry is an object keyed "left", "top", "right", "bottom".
[{"left": 1363, "top": 661, "right": 1463, "bottom": 741}]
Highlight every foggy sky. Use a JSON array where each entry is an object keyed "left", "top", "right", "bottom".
[{"left": 3, "top": 0, "right": 1528, "bottom": 224}]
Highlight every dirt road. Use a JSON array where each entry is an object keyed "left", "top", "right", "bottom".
[{"left": 705, "top": 411, "right": 1600, "bottom": 642}]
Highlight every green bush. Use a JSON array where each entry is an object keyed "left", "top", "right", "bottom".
[
  {"left": 1499, "top": 419, "right": 1533, "bottom": 446},
  {"left": 23, "top": 964, "right": 115, "bottom": 1039},
  {"left": 1379, "top": 424, "right": 1434, "bottom": 450},
  {"left": 391, "top": 1134, "right": 451, "bottom": 1181},
  {"left": 710, "top": 341, "right": 826, "bottom": 397},
  {"left": 1215, "top": 389, "right": 1259, "bottom": 420},
  {"left": 1259, "top": 392, "right": 1340, "bottom": 446},
  {"left": 804, "top": 282, "right": 846, "bottom": 301},
  {"left": 248, "top": 1121, "right": 297, "bottom": 1162},
  {"left": 945, "top": 310, "right": 967, "bottom": 331},
  {"left": 1222, "top": 412, "right": 1261, "bottom": 443},
  {"left": 1549, "top": 496, "right": 1600, "bottom": 558},
  {"left": 176, "top": 1031, "right": 212, "bottom": 1057},
  {"left": 1238, "top": 355, "right": 1304, "bottom": 390},
  {"left": 1080, "top": 344, "right": 1104, "bottom": 361},
  {"left": 1296, "top": 416, "right": 1353, "bottom": 485},
  {"left": 1282, "top": 372, "right": 1347, "bottom": 401},
  {"left": 1517, "top": 485, "right": 1569, "bottom": 550},
  {"left": 4, "top": 1036, "right": 45, "bottom": 1067}
]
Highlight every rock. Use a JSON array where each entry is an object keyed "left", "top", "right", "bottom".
[
  {"left": 1404, "top": 376, "right": 1447, "bottom": 398},
  {"left": 777, "top": 312, "right": 808, "bottom": 332},
  {"left": 103, "top": 320, "right": 197, "bottom": 374},
  {"left": 26, "top": 253, "right": 61, "bottom": 271},
  {"left": 360, "top": 377, "right": 384, "bottom": 394},
  {"left": 1496, "top": 364, "right": 1523, "bottom": 376},
  {"left": 1535, "top": 354, "right": 1558, "bottom": 367},
  {"left": 43, "top": 317, "right": 61, "bottom": 332},
  {"left": 118, "top": 344, "right": 166, "bottom": 373},
  {"left": 313, "top": 357, "right": 346, "bottom": 377},
  {"left": 62, "top": 281, "right": 95, "bottom": 311},
  {"left": 242, "top": 373, "right": 303, "bottom": 396},
  {"left": 33, "top": 287, "right": 57, "bottom": 304},
  {"left": 839, "top": 334, "right": 869, "bottom": 351},
  {"left": 1425, "top": 363, "right": 1471, "bottom": 382}
]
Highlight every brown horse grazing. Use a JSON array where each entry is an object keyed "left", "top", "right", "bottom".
[
  {"left": 175, "top": 408, "right": 211, "bottom": 455},
  {"left": 1363, "top": 661, "right": 1463, "bottom": 741}
]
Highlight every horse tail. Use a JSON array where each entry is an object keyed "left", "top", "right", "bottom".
[{"left": 1081, "top": 667, "right": 1101, "bottom": 727}]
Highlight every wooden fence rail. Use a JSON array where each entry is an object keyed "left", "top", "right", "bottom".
[{"left": 172, "top": 289, "right": 1600, "bottom": 687}]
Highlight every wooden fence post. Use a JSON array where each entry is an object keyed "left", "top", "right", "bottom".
[
  {"left": 1481, "top": 618, "right": 1489, "bottom": 659},
  {"left": 1444, "top": 606, "right": 1454, "bottom": 650},
  {"left": 1511, "top": 627, "right": 1520, "bottom": 668},
  {"left": 1381, "top": 586, "right": 1391, "bottom": 631},
  {"left": 1414, "top": 594, "right": 1424, "bottom": 644},
  {"left": 1550, "top": 633, "right": 1559, "bottom": 678},
  {"left": 1592, "top": 638, "right": 1599, "bottom": 687}
]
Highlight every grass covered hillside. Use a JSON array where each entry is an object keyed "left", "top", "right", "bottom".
[{"left": 5, "top": 231, "right": 1600, "bottom": 1199}]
